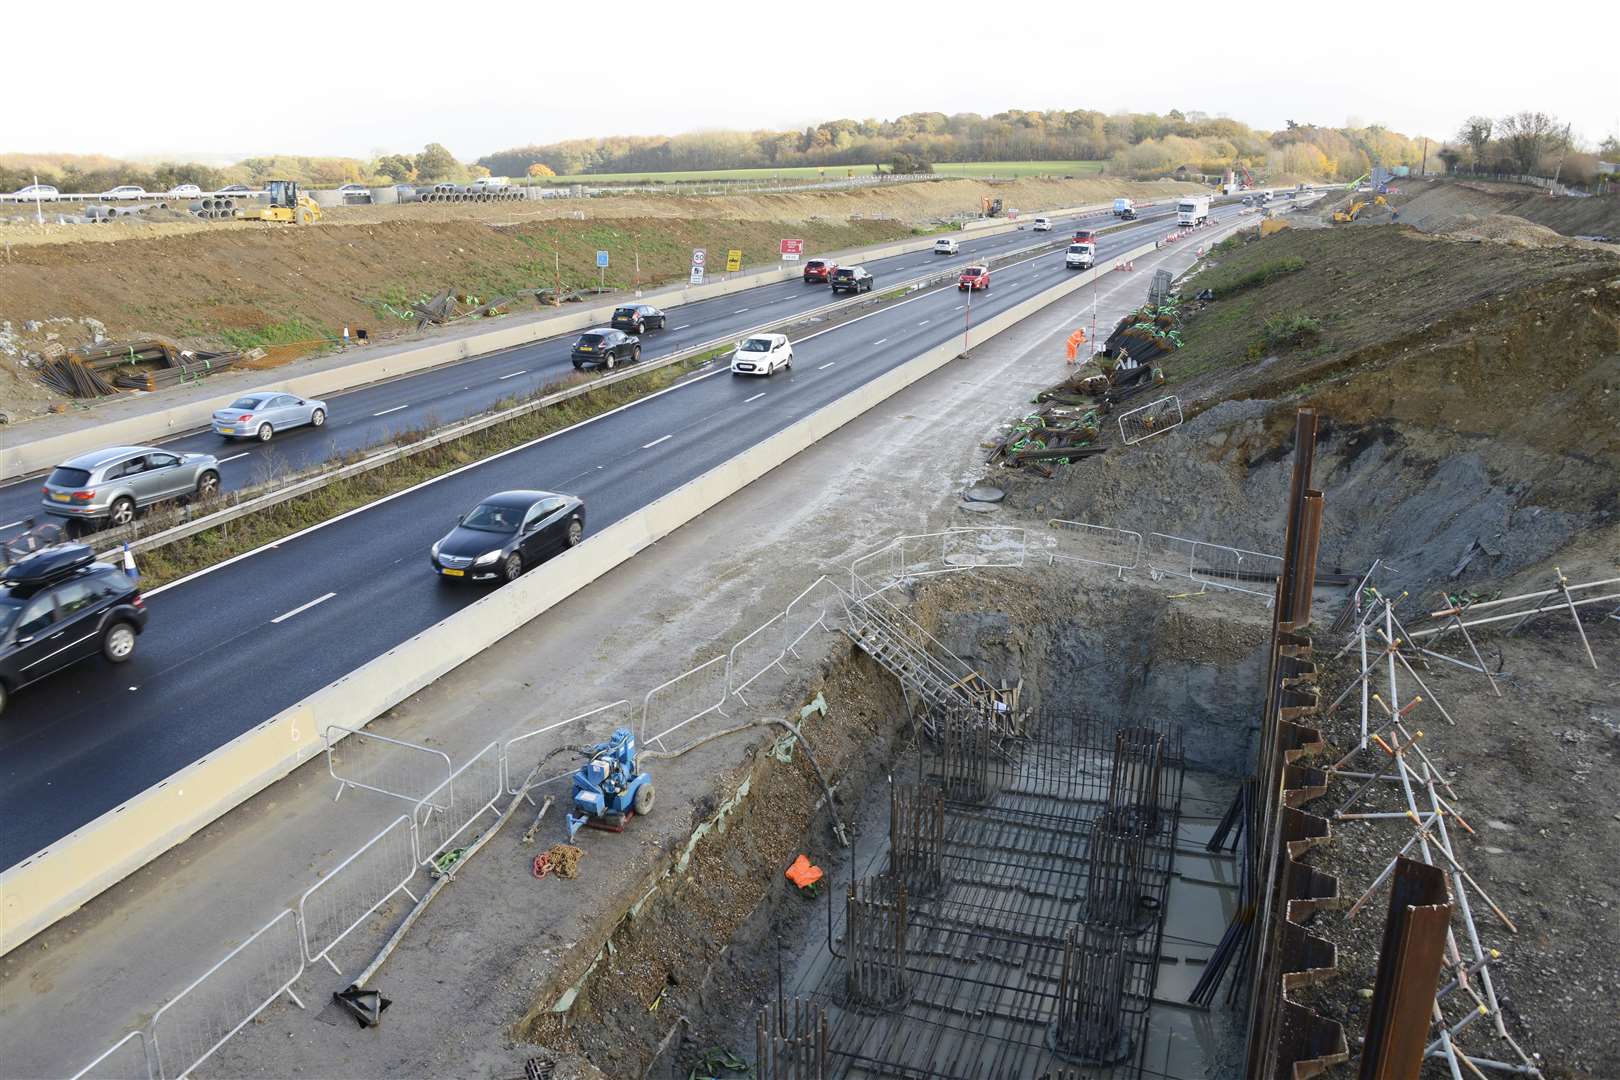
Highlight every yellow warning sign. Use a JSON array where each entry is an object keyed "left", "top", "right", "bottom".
[{"left": 725, "top": 249, "right": 743, "bottom": 272}]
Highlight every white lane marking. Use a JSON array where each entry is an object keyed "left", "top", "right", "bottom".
[
  {"left": 917, "top": 320, "right": 931, "bottom": 327},
  {"left": 871, "top": 338, "right": 887, "bottom": 346},
  {"left": 642, "top": 434, "right": 673, "bottom": 449},
  {"left": 954, "top": 305, "right": 965, "bottom": 311},
  {"left": 817, "top": 362, "right": 836, "bottom": 370},
  {"left": 219, "top": 452, "right": 250, "bottom": 464},
  {"left": 733, "top": 308, "right": 749, "bottom": 314},
  {"left": 499, "top": 369, "right": 526, "bottom": 380},
  {"left": 671, "top": 324, "right": 690, "bottom": 330},
  {"left": 271, "top": 591, "right": 336, "bottom": 625},
  {"left": 1002, "top": 280, "right": 1015, "bottom": 287},
  {"left": 744, "top": 392, "right": 766, "bottom": 403},
  {"left": 0, "top": 520, "right": 21, "bottom": 530},
  {"left": 374, "top": 405, "right": 408, "bottom": 416}
]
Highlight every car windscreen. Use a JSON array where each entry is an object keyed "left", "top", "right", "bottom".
[
  {"left": 46, "top": 467, "right": 91, "bottom": 488},
  {"left": 227, "top": 396, "right": 270, "bottom": 410},
  {"left": 739, "top": 338, "right": 773, "bottom": 352},
  {"left": 806, "top": 261, "right": 826, "bottom": 269},
  {"left": 461, "top": 504, "right": 521, "bottom": 532},
  {"left": 832, "top": 269, "right": 854, "bottom": 278},
  {"left": 613, "top": 308, "right": 637, "bottom": 319},
  {"left": 576, "top": 334, "right": 605, "bottom": 346},
  {"left": 1068, "top": 246, "right": 1087, "bottom": 253}
]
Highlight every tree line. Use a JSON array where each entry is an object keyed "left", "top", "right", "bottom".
[{"left": 1441, "top": 112, "right": 1614, "bottom": 185}]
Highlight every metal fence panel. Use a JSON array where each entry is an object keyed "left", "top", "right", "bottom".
[
  {"left": 782, "top": 575, "right": 851, "bottom": 661},
  {"left": 1047, "top": 520, "right": 1143, "bottom": 577},
  {"left": 503, "top": 700, "right": 634, "bottom": 796},
  {"left": 849, "top": 527, "right": 1025, "bottom": 596},
  {"left": 412, "top": 741, "right": 505, "bottom": 869},
  {"left": 324, "top": 725, "right": 452, "bottom": 808},
  {"left": 727, "top": 612, "right": 788, "bottom": 705},
  {"left": 151, "top": 909, "right": 305, "bottom": 1080},
  {"left": 69, "top": 1031, "right": 151, "bottom": 1080},
  {"left": 297, "top": 815, "right": 419, "bottom": 971},
  {"left": 641, "top": 654, "right": 730, "bottom": 753},
  {"left": 1118, "top": 396, "right": 1184, "bottom": 445},
  {"left": 1148, "top": 532, "right": 1280, "bottom": 604}
]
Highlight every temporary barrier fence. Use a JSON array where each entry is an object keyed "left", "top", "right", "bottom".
[
  {"left": 503, "top": 700, "right": 635, "bottom": 796},
  {"left": 727, "top": 611, "right": 790, "bottom": 706},
  {"left": 149, "top": 909, "right": 305, "bottom": 1080},
  {"left": 641, "top": 654, "right": 730, "bottom": 754},
  {"left": 848, "top": 527, "right": 1027, "bottom": 598},
  {"left": 1118, "top": 395, "right": 1185, "bottom": 445},
  {"left": 1148, "top": 532, "right": 1283, "bottom": 604},
  {"left": 782, "top": 575, "right": 853, "bottom": 661},
  {"left": 411, "top": 741, "right": 505, "bottom": 869},
  {"left": 67, "top": 1030, "right": 150, "bottom": 1080},
  {"left": 324, "top": 725, "right": 453, "bottom": 808},
  {"left": 297, "top": 815, "right": 420, "bottom": 972},
  {"left": 1047, "top": 520, "right": 1144, "bottom": 578}
]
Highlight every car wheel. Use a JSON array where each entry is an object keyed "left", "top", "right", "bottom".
[
  {"left": 604, "top": 354, "right": 616, "bottom": 371},
  {"left": 102, "top": 622, "right": 137, "bottom": 663},
  {"left": 195, "top": 470, "right": 220, "bottom": 500},
  {"left": 310, "top": 408, "right": 326, "bottom": 428},
  {"left": 785, "top": 353, "right": 793, "bottom": 370},
  {"left": 633, "top": 782, "right": 654, "bottom": 816},
  {"left": 257, "top": 423, "right": 273, "bottom": 442},
  {"left": 566, "top": 520, "right": 583, "bottom": 547},
  {"left": 573, "top": 361, "right": 584, "bottom": 370},
  {"left": 109, "top": 496, "right": 136, "bottom": 528},
  {"left": 631, "top": 345, "right": 641, "bottom": 362},
  {"left": 501, "top": 551, "right": 524, "bottom": 582}
]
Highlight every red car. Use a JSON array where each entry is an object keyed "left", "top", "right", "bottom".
[
  {"left": 958, "top": 265, "right": 990, "bottom": 291},
  {"left": 802, "top": 258, "right": 837, "bottom": 283},
  {"left": 1073, "top": 229, "right": 1096, "bottom": 244}
]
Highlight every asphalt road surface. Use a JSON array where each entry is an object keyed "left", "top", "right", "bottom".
[{"left": 0, "top": 206, "right": 1235, "bottom": 866}]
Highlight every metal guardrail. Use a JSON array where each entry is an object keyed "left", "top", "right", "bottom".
[
  {"left": 324, "top": 725, "right": 453, "bottom": 807},
  {"left": 297, "top": 815, "right": 419, "bottom": 973}
]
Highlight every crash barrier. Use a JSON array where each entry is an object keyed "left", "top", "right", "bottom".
[
  {"left": 848, "top": 527, "right": 1027, "bottom": 599},
  {"left": 412, "top": 740, "right": 504, "bottom": 869},
  {"left": 297, "top": 815, "right": 419, "bottom": 973},
  {"left": 1146, "top": 532, "right": 1284, "bottom": 604},
  {"left": 149, "top": 908, "right": 305, "bottom": 1080},
  {"left": 67, "top": 1030, "right": 149, "bottom": 1080},
  {"left": 1117, "top": 395, "right": 1184, "bottom": 445},
  {"left": 503, "top": 701, "right": 635, "bottom": 795},
  {"left": 324, "top": 725, "right": 453, "bottom": 807},
  {"left": 1047, "top": 521, "right": 1144, "bottom": 578},
  {"left": 641, "top": 654, "right": 731, "bottom": 753}
]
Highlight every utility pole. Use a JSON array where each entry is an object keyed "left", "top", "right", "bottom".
[
  {"left": 33, "top": 173, "right": 43, "bottom": 225},
  {"left": 1420, "top": 137, "right": 1428, "bottom": 177}
]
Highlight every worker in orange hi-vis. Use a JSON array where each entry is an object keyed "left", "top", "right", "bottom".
[{"left": 1065, "top": 328, "right": 1087, "bottom": 364}]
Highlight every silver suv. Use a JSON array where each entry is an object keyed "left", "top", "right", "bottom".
[{"left": 41, "top": 445, "right": 221, "bottom": 530}]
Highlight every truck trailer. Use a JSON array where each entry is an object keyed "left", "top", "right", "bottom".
[
  {"left": 1112, "top": 197, "right": 1134, "bottom": 218},
  {"left": 1176, "top": 194, "right": 1211, "bottom": 227}
]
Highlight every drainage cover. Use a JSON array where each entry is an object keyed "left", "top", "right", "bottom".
[{"left": 964, "top": 486, "right": 1006, "bottom": 503}]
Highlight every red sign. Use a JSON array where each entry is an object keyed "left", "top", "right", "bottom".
[{"left": 779, "top": 238, "right": 805, "bottom": 261}]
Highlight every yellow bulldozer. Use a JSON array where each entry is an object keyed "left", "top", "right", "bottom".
[
  {"left": 1332, "top": 194, "right": 1388, "bottom": 224},
  {"left": 237, "top": 180, "right": 322, "bottom": 225}
]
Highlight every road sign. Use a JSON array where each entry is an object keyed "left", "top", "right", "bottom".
[
  {"left": 779, "top": 238, "right": 804, "bottom": 261},
  {"left": 689, "top": 265, "right": 705, "bottom": 285},
  {"left": 595, "top": 250, "right": 609, "bottom": 268},
  {"left": 725, "top": 249, "right": 742, "bottom": 273},
  {"left": 691, "top": 248, "right": 707, "bottom": 267}
]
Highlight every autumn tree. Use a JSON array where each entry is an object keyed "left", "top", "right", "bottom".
[
  {"left": 1496, "top": 112, "right": 1564, "bottom": 175},
  {"left": 414, "top": 143, "right": 463, "bottom": 183}
]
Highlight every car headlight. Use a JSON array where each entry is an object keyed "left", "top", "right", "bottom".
[
  {"left": 431, "top": 540, "right": 443, "bottom": 558},
  {"left": 475, "top": 549, "right": 502, "bottom": 566}
]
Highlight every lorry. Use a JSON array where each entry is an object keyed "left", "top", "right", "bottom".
[
  {"left": 1064, "top": 242, "right": 1096, "bottom": 270},
  {"left": 1176, "top": 194, "right": 1211, "bottom": 227},
  {"left": 1112, "top": 197, "right": 1134, "bottom": 218}
]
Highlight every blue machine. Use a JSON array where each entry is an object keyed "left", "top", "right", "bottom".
[{"left": 565, "top": 728, "right": 654, "bottom": 841}]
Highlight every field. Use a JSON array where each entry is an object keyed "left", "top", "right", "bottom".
[{"left": 547, "top": 160, "right": 1105, "bottom": 184}]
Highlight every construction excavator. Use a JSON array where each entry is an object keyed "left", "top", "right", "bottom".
[
  {"left": 236, "top": 180, "right": 322, "bottom": 225},
  {"left": 1332, "top": 194, "right": 1389, "bottom": 223}
]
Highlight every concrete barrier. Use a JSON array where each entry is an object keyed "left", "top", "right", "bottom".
[
  {"left": 0, "top": 202, "right": 1120, "bottom": 482},
  {"left": 0, "top": 235, "right": 1161, "bottom": 955}
]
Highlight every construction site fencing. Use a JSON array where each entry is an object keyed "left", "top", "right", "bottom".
[
  {"left": 1047, "top": 520, "right": 1143, "bottom": 578},
  {"left": 848, "top": 527, "right": 1026, "bottom": 598},
  {"left": 641, "top": 653, "right": 730, "bottom": 754},
  {"left": 782, "top": 575, "right": 853, "bottom": 660},
  {"left": 324, "top": 725, "right": 453, "bottom": 807},
  {"left": 68, "top": 1030, "right": 150, "bottom": 1080},
  {"left": 149, "top": 908, "right": 305, "bottom": 1080},
  {"left": 412, "top": 740, "right": 504, "bottom": 869},
  {"left": 1117, "top": 396, "right": 1184, "bottom": 445},
  {"left": 1147, "top": 533, "right": 1283, "bottom": 604},
  {"left": 503, "top": 700, "right": 634, "bottom": 796},
  {"left": 727, "top": 611, "right": 791, "bottom": 706},
  {"left": 297, "top": 815, "right": 420, "bottom": 972}
]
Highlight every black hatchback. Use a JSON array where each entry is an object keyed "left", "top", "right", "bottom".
[
  {"left": 610, "top": 304, "right": 666, "bottom": 334},
  {"left": 0, "top": 545, "right": 147, "bottom": 715},
  {"left": 430, "top": 490, "right": 586, "bottom": 583},
  {"left": 571, "top": 328, "right": 641, "bottom": 371}
]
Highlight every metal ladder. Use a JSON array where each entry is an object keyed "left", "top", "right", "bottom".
[{"left": 843, "top": 589, "right": 981, "bottom": 716}]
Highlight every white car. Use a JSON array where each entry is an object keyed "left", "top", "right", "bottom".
[
  {"left": 933, "top": 237, "right": 960, "bottom": 255},
  {"left": 169, "top": 184, "right": 202, "bottom": 198},
  {"left": 12, "top": 184, "right": 58, "bottom": 202},
  {"left": 730, "top": 333, "right": 793, "bottom": 377},
  {"left": 1032, "top": 217, "right": 1053, "bottom": 231},
  {"left": 102, "top": 185, "right": 147, "bottom": 201}
]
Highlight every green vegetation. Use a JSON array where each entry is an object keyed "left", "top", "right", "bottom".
[
  {"left": 217, "top": 317, "right": 333, "bottom": 352},
  {"left": 533, "top": 160, "right": 1105, "bottom": 185},
  {"left": 1198, "top": 256, "right": 1306, "bottom": 298},
  {"left": 1261, "top": 312, "right": 1322, "bottom": 350}
]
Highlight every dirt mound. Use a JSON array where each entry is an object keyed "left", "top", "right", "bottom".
[
  {"left": 1387, "top": 178, "right": 1620, "bottom": 239},
  {"left": 1446, "top": 212, "right": 1583, "bottom": 248}
]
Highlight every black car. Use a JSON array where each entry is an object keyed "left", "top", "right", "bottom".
[
  {"left": 430, "top": 490, "right": 586, "bottom": 583},
  {"left": 830, "top": 265, "right": 874, "bottom": 294},
  {"left": 571, "top": 328, "right": 641, "bottom": 371},
  {"left": 0, "top": 545, "right": 147, "bottom": 715},
  {"left": 610, "top": 304, "right": 666, "bottom": 334}
]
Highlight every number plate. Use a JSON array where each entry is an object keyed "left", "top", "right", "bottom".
[
  {"left": 50, "top": 492, "right": 71, "bottom": 502},
  {"left": 439, "top": 567, "right": 464, "bottom": 577}
]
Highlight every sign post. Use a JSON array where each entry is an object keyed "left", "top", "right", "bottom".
[
  {"left": 779, "top": 238, "right": 804, "bottom": 262},
  {"left": 689, "top": 247, "right": 707, "bottom": 286},
  {"left": 595, "top": 249, "right": 609, "bottom": 293},
  {"left": 725, "top": 248, "right": 742, "bottom": 274}
]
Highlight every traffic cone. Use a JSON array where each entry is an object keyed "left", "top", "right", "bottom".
[{"left": 122, "top": 542, "right": 138, "bottom": 582}]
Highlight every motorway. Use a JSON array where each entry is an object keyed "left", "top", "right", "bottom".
[
  {"left": 0, "top": 205, "right": 1167, "bottom": 534},
  {"left": 0, "top": 204, "right": 1238, "bottom": 865}
]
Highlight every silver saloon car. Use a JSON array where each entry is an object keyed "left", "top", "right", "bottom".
[
  {"left": 41, "top": 446, "right": 221, "bottom": 529},
  {"left": 211, "top": 391, "right": 329, "bottom": 441}
]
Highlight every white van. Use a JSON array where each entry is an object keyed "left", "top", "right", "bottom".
[
  {"left": 933, "top": 237, "right": 960, "bottom": 255},
  {"left": 1032, "top": 217, "right": 1052, "bottom": 232},
  {"left": 1065, "top": 243, "right": 1095, "bottom": 270}
]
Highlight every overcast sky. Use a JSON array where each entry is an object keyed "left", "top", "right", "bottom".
[{"left": 8, "top": 1, "right": 1616, "bottom": 162}]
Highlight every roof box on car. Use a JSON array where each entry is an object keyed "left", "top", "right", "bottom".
[{"left": 2, "top": 544, "right": 96, "bottom": 587}]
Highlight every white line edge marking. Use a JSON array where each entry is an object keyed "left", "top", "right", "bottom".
[
  {"left": 671, "top": 324, "right": 690, "bottom": 330},
  {"left": 145, "top": 215, "right": 1178, "bottom": 597},
  {"left": 871, "top": 338, "right": 887, "bottom": 346},
  {"left": 917, "top": 320, "right": 931, "bottom": 326},
  {"left": 373, "top": 405, "right": 408, "bottom": 416},
  {"left": 499, "top": 370, "right": 526, "bottom": 380},
  {"left": 733, "top": 308, "right": 749, "bottom": 314},
  {"left": 270, "top": 591, "right": 336, "bottom": 624},
  {"left": 219, "top": 453, "right": 250, "bottom": 464},
  {"left": 817, "top": 362, "right": 836, "bottom": 370},
  {"left": 744, "top": 392, "right": 766, "bottom": 403},
  {"left": 641, "top": 434, "right": 673, "bottom": 449},
  {"left": 0, "top": 520, "right": 21, "bottom": 530}
]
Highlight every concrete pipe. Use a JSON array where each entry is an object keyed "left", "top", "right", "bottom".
[
  {"left": 369, "top": 185, "right": 399, "bottom": 205},
  {"left": 309, "top": 189, "right": 343, "bottom": 208},
  {"left": 190, "top": 200, "right": 207, "bottom": 212}
]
